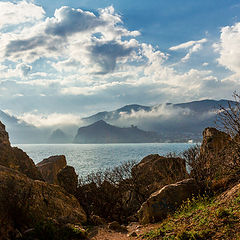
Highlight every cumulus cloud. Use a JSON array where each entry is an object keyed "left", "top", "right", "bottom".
[
  {"left": 0, "top": 1, "right": 45, "bottom": 29},
  {"left": 45, "top": 6, "right": 104, "bottom": 37},
  {"left": 89, "top": 39, "right": 138, "bottom": 74},
  {"left": 16, "top": 63, "right": 32, "bottom": 77},
  {"left": 3, "top": 4, "right": 140, "bottom": 73},
  {"left": 0, "top": 1, "right": 239, "bottom": 119},
  {"left": 214, "top": 22, "right": 240, "bottom": 76}
]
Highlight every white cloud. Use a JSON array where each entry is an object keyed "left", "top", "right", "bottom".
[
  {"left": 0, "top": 2, "right": 239, "bottom": 118},
  {"left": 214, "top": 22, "right": 240, "bottom": 76},
  {"left": 181, "top": 43, "right": 202, "bottom": 62},
  {"left": 0, "top": 1, "right": 45, "bottom": 29},
  {"left": 18, "top": 112, "right": 83, "bottom": 127},
  {"left": 169, "top": 38, "right": 207, "bottom": 62},
  {"left": 169, "top": 38, "right": 207, "bottom": 51},
  {"left": 2, "top": 5, "right": 141, "bottom": 74},
  {"left": 16, "top": 63, "right": 32, "bottom": 77}
]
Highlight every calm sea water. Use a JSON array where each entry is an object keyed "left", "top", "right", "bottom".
[{"left": 15, "top": 143, "right": 194, "bottom": 177}]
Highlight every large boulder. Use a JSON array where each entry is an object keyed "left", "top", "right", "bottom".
[
  {"left": 138, "top": 178, "right": 199, "bottom": 224},
  {"left": 57, "top": 166, "right": 78, "bottom": 195},
  {"left": 0, "top": 122, "right": 42, "bottom": 180},
  {"left": 37, "top": 155, "right": 67, "bottom": 184},
  {"left": 132, "top": 154, "right": 189, "bottom": 199},
  {"left": 0, "top": 165, "right": 87, "bottom": 239}
]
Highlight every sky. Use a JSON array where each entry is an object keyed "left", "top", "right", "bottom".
[{"left": 0, "top": 0, "right": 240, "bottom": 127}]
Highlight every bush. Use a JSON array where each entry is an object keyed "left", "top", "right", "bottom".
[
  {"left": 21, "top": 220, "right": 87, "bottom": 240},
  {"left": 76, "top": 160, "right": 138, "bottom": 223}
]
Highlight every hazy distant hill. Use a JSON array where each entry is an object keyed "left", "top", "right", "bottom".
[
  {"left": 0, "top": 99, "right": 235, "bottom": 143},
  {"left": 48, "top": 129, "right": 72, "bottom": 143},
  {"left": 0, "top": 110, "right": 46, "bottom": 144},
  {"left": 74, "top": 120, "right": 160, "bottom": 143},
  {"left": 82, "top": 99, "right": 235, "bottom": 142},
  {"left": 82, "top": 104, "right": 151, "bottom": 123},
  {"left": 83, "top": 100, "right": 233, "bottom": 124}
]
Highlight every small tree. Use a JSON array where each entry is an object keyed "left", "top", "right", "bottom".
[
  {"left": 216, "top": 91, "right": 240, "bottom": 138},
  {"left": 214, "top": 91, "right": 240, "bottom": 185}
]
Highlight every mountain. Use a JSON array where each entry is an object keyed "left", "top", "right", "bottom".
[
  {"left": 48, "top": 129, "right": 72, "bottom": 143},
  {"left": 0, "top": 110, "right": 47, "bottom": 144},
  {"left": 83, "top": 100, "right": 233, "bottom": 124},
  {"left": 81, "top": 99, "right": 235, "bottom": 142},
  {"left": 82, "top": 104, "right": 151, "bottom": 123},
  {"left": 0, "top": 99, "right": 235, "bottom": 143},
  {"left": 74, "top": 120, "right": 160, "bottom": 143}
]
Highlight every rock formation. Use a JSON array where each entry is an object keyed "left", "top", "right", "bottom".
[
  {"left": 37, "top": 155, "right": 67, "bottom": 184},
  {"left": 200, "top": 127, "right": 231, "bottom": 156},
  {"left": 132, "top": 154, "right": 189, "bottom": 198},
  {"left": 74, "top": 120, "right": 160, "bottom": 143},
  {"left": 138, "top": 178, "right": 199, "bottom": 224},
  {"left": 0, "top": 165, "right": 87, "bottom": 238},
  {"left": 0, "top": 122, "right": 42, "bottom": 180},
  {"left": 199, "top": 127, "right": 240, "bottom": 189},
  {"left": 57, "top": 165, "right": 78, "bottom": 195},
  {"left": 0, "top": 121, "right": 10, "bottom": 145},
  {"left": 0, "top": 121, "right": 87, "bottom": 239}
]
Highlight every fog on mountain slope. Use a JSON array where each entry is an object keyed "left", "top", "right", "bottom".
[{"left": 0, "top": 99, "right": 235, "bottom": 143}]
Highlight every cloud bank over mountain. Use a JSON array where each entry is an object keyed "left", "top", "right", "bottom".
[{"left": 0, "top": 1, "right": 240, "bottom": 121}]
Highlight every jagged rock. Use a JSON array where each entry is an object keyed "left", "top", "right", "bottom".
[
  {"left": 0, "top": 165, "right": 87, "bottom": 239},
  {"left": 0, "top": 122, "right": 10, "bottom": 145},
  {"left": 132, "top": 154, "right": 189, "bottom": 199},
  {"left": 0, "top": 121, "right": 42, "bottom": 180},
  {"left": 200, "top": 127, "right": 231, "bottom": 156},
  {"left": 138, "top": 178, "right": 199, "bottom": 224},
  {"left": 57, "top": 166, "right": 78, "bottom": 195},
  {"left": 198, "top": 128, "right": 238, "bottom": 189},
  {"left": 37, "top": 155, "right": 67, "bottom": 184}
]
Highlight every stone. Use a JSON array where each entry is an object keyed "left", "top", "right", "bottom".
[
  {"left": 37, "top": 155, "right": 67, "bottom": 184},
  {"left": 108, "top": 221, "right": 128, "bottom": 233},
  {"left": 0, "top": 122, "right": 10, "bottom": 145},
  {"left": 90, "top": 215, "right": 107, "bottom": 226},
  {"left": 0, "top": 121, "right": 42, "bottom": 180},
  {"left": 138, "top": 178, "right": 199, "bottom": 224},
  {"left": 199, "top": 127, "right": 238, "bottom": 190},
  {"left": 0, "top": 165, "right": 87, "bottom": 239},
  {"left": 57, "top": 165, "right": 78, "bottom": 195},
  {"left": 132, "top": 154, "right": 189, "bottom": 199},
  {"left": 200, "top": 127, "right": 231, "bottom": 156},
  {"left": 128, "top": 231, "right": 137, "bottom": 237}
]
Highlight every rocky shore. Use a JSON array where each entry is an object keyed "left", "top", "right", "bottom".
[{"left": 0, "top": 120, "right": 239, "bottom": 239}]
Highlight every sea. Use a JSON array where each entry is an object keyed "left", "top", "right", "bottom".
[{"left": 15, "top": 143, "right": 195, "bottom": 178}]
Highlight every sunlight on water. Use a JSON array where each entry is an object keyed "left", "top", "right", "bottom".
[{"left": 15, "top": 143, "right": 194, "bottom": 177}]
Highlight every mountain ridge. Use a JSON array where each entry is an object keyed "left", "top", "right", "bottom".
[
  {"left": 74, "top": 120, "right": 160, "bottom": 143},
  {"left": 0, "top": 99, "right": 236, "bottom": 143}
]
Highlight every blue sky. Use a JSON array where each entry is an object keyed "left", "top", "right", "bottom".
[{"left": 0, "top": 0, "right": 240, "bottom": 127}]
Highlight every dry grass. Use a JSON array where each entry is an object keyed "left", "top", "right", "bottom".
[{"left": 140, "top": 183, "right": 240, "bottom": 240}]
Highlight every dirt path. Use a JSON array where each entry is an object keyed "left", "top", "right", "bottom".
[{"left": 89, "top": 222, "right": 160, "bottom": 240}]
